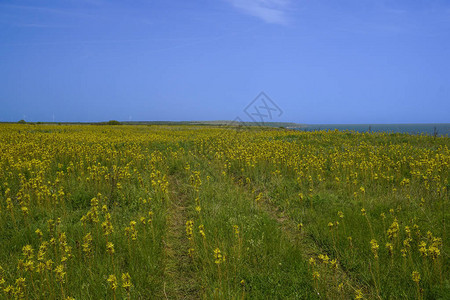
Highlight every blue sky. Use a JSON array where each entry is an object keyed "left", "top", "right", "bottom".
[{"left": 0, "top": 0, "right": 449, "bottom": 123}]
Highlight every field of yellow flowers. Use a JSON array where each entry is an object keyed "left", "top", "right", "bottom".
[{"left": 0, "top": 124, "right": 448, "bottom": 299}]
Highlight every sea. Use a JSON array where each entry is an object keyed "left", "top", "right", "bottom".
[{"left": 290, "top": 123, "right": 450, "bottom": 136}]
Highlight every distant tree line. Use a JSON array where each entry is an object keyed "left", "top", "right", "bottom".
[{"left": 95, "top": 120, "right": 122, "bottom": 125}]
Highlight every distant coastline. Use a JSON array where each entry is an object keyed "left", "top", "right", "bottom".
[
  {"left": 1, "top": 121, "right": 449, "bottom": 136},
  {"left": 290, "top": 123, "right": 450, "bottom": 136}
]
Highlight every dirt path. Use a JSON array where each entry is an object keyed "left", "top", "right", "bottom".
[{"left": 162, "top": 176, "right": 200, "bottom": 299}]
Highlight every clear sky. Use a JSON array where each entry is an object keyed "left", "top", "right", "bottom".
[{"left": 1, "top": 0, "right": 449, "bottom": 124}]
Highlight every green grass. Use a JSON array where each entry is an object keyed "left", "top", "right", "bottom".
[{"left": 0, "top": 124, "right": 448, "bottom": 299}]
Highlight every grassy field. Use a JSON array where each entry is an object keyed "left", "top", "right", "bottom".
[{"left": 0, "top": 124, "right": 448, "bottom": 299}]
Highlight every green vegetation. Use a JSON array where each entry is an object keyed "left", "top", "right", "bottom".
[
  {"left": 0, "top": 124, "right": 448, "bottom": 299},
  {"left": 96, "top": 120, "right": 122, "bottom": 125}
]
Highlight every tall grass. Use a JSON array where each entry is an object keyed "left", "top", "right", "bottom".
[{"left": 0, "top": 124, "right": 448, "bottom": 299}]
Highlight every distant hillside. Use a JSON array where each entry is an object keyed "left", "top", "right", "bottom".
[
  {"left": 2, "top": 120, "right": 305, "bottom": 128},
  {"left": 121, "top": 120, "right": 304, "bottom": 128}
]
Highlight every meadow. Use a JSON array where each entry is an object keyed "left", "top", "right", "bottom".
[{"left": 0, "top": 124, "right": 448, "bottom": 299}]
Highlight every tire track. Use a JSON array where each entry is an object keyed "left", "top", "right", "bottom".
[{"left": 162, "top": 176, "right": 199, "bottom": 299}]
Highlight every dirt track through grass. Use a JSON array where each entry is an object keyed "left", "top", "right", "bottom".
[
  {"left": 1, "top": 125, "right": 446, "bottom": 299},
  {"left": 162, "top": 177, "right": 200, "bottom": 299}
]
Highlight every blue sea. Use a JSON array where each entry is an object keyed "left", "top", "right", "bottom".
[{"left": 291, "top": 123, "right": 450, "bottom": 136}]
